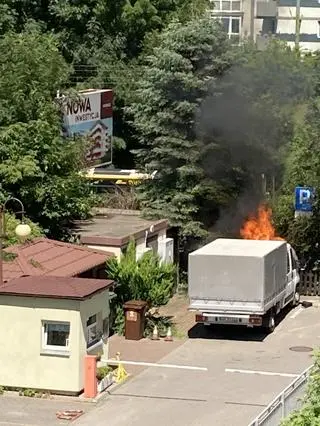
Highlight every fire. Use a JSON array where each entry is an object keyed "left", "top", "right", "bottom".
[{"left": 240, "top": 204, "right": 283, "bottom": 241}]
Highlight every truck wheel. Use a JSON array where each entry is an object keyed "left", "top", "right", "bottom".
[
  {"left": 266, "top": 315, "right": 275, "bottom": 334},
  {"left": 292, "top": 290, "right": 300, "bottom": 307}
]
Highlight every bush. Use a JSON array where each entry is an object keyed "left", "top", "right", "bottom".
[
  {"left": 273, "top": 195, "right": 320, "bottom": 270},
  {"left": 19, "top": 388, "right": 37, "bottom": 397},
  {"left": 107, "top": 239, "right": 176, "bottom": 335},
  {"left": 113, "top": 304, "right": 125, "bottom": 335},
  {"left": 107, "top": 240, "right": 176, "bottom": 306},
  {"left": 96, "top": 366, "right": 113, "bottom": 381}
]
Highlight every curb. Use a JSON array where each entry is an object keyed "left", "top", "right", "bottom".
[{"left": 92, "top": 375, "right": 133, "bottom": 403}]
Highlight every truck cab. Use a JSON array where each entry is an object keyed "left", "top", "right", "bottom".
[{"left": 286, "top": 244, "right": 300, "bottom": 306}]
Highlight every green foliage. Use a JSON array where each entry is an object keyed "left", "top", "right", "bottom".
[
  {"left": 273, "top": 102, "right": 320, "bottom": 267},
  {"left": 128, "top": 18, "right": 234, "bottom": 240},
  {"left": 113, "top": 304, "right": 125, "bottom": 335},
  {"left": 96, "top": 366, "right": 113, "bottom": 381},
  {"left": 107, "top": 240, "right": 176, "bottom": 335},
  {"left": 281, "top": 351, "right": 320, "bottom": 425},
  {"left": 1, "top": 0, "right": 319, "bottom": 264},
  {"left": 2, "top": 213, "right": 43, "bottom": 248},
  {"left": 107, "top": 240, "right": 176, "bottom": 305},
  {"left": 0, "top": 29, "right": 95, "bottom": 239},
  {"left": 144, "top": 313, "right": 172, "bottom": 338},
  {"left": 0, "top": 27, "right": 69, "bottom": 125},
  {"left": 19, "top": 388, "right": 37, "bottom": 397}
]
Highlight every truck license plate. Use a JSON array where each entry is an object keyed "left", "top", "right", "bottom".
[{"left": 218, "top": 317, "right": 238, "bottom": 323}]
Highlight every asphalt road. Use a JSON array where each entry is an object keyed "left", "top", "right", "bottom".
[
  {"left": 76, "top": 304, "right": 318, "bottom": 426},
  {"left": 1, "top": 303, "right": 318, "bottom": 426}
]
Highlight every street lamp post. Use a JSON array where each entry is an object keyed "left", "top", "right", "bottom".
[{"left": 0, "top": 197, "right": 32, "bottom": 285}]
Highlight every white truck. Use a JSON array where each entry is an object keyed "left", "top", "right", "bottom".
[{"left": 188, "top": 238, "right": 300, "bottom": 333}]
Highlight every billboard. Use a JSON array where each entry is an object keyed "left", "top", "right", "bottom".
[
  {"left": 294, "top": 186, "right": 315, "bottom": 213},
  {"left": 62, "top": 89, "right": 113, "bottom": 164}
]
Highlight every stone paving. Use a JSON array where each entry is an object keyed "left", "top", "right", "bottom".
[
  {"left": 108, "top": 334, "right": 185, "bottom": 376},
  {"left": 158, "top": 293, "right": 195, "bottom": 337}
]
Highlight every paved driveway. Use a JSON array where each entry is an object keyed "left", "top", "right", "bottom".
[
  {"left": 1, "top": 303, "right": 318, "bottom": 426},
  {"left": 0, "top": 396, "right": 93, "bottom": 426},
  {"left": 75, "top": 304, "right": 318, "bottom": 426}
]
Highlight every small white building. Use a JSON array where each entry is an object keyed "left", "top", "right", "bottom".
[
  {"left": 76, "top": 210, "right": 174, "bottom": 263},
  {"left": 0, "top": 276, "right": 113, "bottom": 395}
]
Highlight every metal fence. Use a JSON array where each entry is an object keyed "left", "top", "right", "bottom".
[
  {"left": 247, "top": 365, "right": 312, "bottom": 426},
  {"left": 300, "top": 271, "right": 320, "bottom": 296}
]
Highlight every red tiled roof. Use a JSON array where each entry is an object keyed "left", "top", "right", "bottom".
[
  {"left": 3, "top": 238, "right": 112, "bottom": 283},
  {"left": 0, "top": 276, "right": 114, "bottom": 300}
]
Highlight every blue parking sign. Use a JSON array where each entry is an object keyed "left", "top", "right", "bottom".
[{"left": 294, "top": 186, "right": 315, "bottom": 212}]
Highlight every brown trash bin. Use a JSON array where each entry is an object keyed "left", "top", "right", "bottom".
[{"left": 123, "top": 300, "right": 148, "bottom": 340}]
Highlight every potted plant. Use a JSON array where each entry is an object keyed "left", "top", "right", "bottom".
[{"left": 96, "top": 366, "right": 114, "bottom": 393}]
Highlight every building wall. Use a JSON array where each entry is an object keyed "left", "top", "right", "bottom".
[
  {"left": 209, "top": 0, "right": 320, "bottom": 52},
  {"left": 87, "top": 244, "right": 121, "bottom": 260},
  {"left": 0, "top": 290, "right": 110, "bottom": 394},
  {"left": 0, "top": 296, "right": 81, "bottom": 393},
  {"left": 277, "top": 0, "right": 320, "bottom": 51},
  {"left": 209, "top": 0, "right": 253, "bottom": 41},
  {"left": 87, "top": 229, "right": 168, "bottom": 261},
  {"left": 79, "top": 291, "right": 110, "bottom": 375}
]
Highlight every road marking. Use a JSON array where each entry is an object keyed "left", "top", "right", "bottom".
[
  {"left": 102, "top": 359, "right": 208, "bottom": 371},
  {"left": 225, "top": 368, "right": 299, "bottom": 378},
  {"left": 290, "top": 306, "right": 304, "bottom": 319}
]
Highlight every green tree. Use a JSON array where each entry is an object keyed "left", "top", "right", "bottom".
[
  {"left": 2, "top": 213, "right": 43, "bottom": 248},
  {"left": 0, "top": 28, "right": 94, "bottom": 239},
  {"left": 204, "top": 40, "right": 315, "bottom": 237},
  {"left": 127, "top": 18, "right": 234, "bottom": 241},
  {"left": 273, "top": 102, "right": 320, "bottom": 267},
  {"left": 205, "top": 40, "right": 314, "bottom": 185}
]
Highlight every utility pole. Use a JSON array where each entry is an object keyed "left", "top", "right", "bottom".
[{"left": 295, "top": 0, "right": 301, "bottom": 50}]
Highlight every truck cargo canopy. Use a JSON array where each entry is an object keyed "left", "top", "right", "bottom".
[
  {"left": 192, "top": 239, "right": 285, "bottom": 257},
  {"left": 189, "top": 238, "right": 287, "bottom": 307}
]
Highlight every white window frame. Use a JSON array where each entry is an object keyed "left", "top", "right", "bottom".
[
  {"left": 220, "top": 16, "right": 241, "bottom": 39},
  {"left": 86, "top": 314, "right": 99, "bottom": 348},
  {"left": 42, "top": 321, "right": 70, "bottom": 353},
  {"left": 317, "top": 21, "right": 320, "bottom": 39},
  {"left": 210, "top": 0, "right": 241, "bottom": 12}
]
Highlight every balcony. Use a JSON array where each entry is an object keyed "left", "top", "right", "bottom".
[{"left": 256, "top": 0, "right": 278, "bottom": 18}]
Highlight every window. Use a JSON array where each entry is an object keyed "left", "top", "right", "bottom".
[
  {"left": 220, "top": 17, "right": 241, "bottom": 40},
  {"left": 290, "top": 248, "right": 297, "bottom": 271},
  {"left": 87, "top": 314, "right": 98, "bottom": 347},
  {"left": 42, "top": 321, "right": 70, "bottom": 351},
  {"left": 210, "top": 0, "right": 241, "bottom": 12}
]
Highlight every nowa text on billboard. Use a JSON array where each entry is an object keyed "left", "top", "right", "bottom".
[{"left": 63, "top": 89, "right": 113, "bottom": 164}]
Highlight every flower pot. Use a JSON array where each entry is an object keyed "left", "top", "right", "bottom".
[{"left": 97, "top": 372, "right": 114, "bottom": 393}]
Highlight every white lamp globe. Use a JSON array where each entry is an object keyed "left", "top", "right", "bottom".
[{"left": 15, "top": 223, "right": 31, "bottom": 238}]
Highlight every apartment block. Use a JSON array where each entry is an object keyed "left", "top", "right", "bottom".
[{"left": 209, "top": 0, "right": 320, "bottom": 52}]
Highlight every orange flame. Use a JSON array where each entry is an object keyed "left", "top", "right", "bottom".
[{"left": 240, "top": 204, "right": 283, "bottom": 241}]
